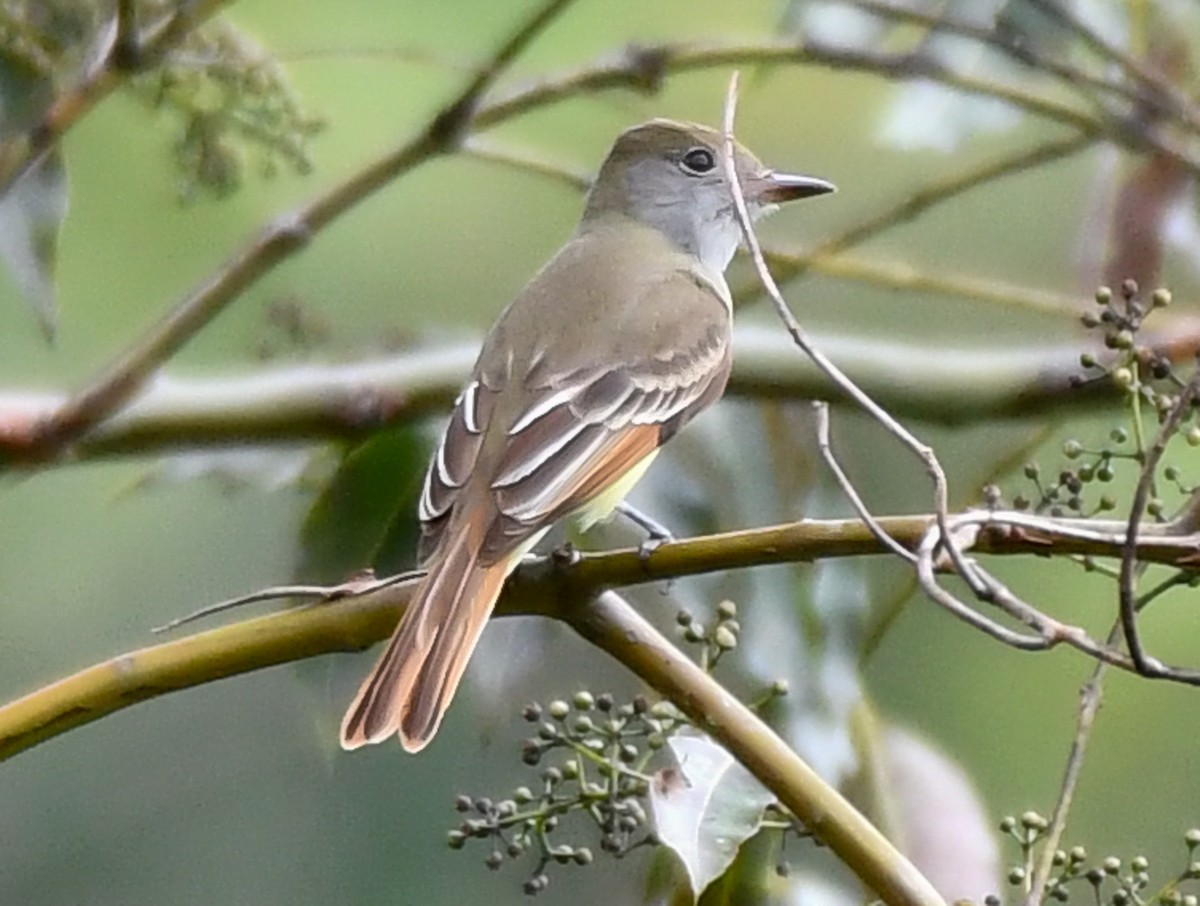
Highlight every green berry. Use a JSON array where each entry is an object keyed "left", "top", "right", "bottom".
[
  {"left": 548, "top": 700, "right": 570, "bottom": 720},
  {"left": 714, "top": 625, "right": 738, "bottom": 650},
  {"left": 1022, "top": 811, "right": 1048, "bottom": 831}
]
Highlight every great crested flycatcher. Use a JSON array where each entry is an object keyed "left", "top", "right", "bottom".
[{"left": 341, "top": 119, "right": 834, "bottom": 752}]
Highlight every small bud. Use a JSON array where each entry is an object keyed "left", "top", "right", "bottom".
[
  {"left": 1131, "top": 855, "right": 1149, "bottom": 873},
  {"left": 542, "top": 766, "right": 562, "bottom": 784},
  {"left": 1152, "top": 288, "right": 1172, "bottom": 308},
  {"left": 713, "top": 625, "right": 738, "bottom": 650},
  {"left": 999, "top": 815, "right": 1017, "bottom": 833},
  {"left": 548, "top": 700, "right": 570, "bottom": 720},
  {"left": 1095, "top": 286, "right": 1113, "bottom": 305},
  {"left": 772, "top": 679, "right": 790, "bottom": 697},
  {"left": 572, "top": 691, "right": 595, "bottom": 711},
  {"left": 486, "top": 851, "right": 504, "bottom": 871},
  {"left": 1063, "top": 439, "right": 1083, "bottom": 459},
  {"left": 572, "top": 715, "right": 594, "bottom": 734},
  {"left": 1103, "top": 856, "right": 1121, "bottom": 875},
  {"left": 1080, "top": 352, "right": 1097, "bottom": 368},
  {"left": 1022, "top": 811, "right": 1048, "bottom": 831},
  {"left": 573, "top": 847, "right": 593, "bottom": 865},
  {"left": 1008, "top": 867, "right": 1027, "bottom": 885},
  {"left": 675, "top": 610, "right": 693, "bottom": 626},
  {"left": 1112, "top": 366, "right": 1134, "bottom": 389},
  {"left": 514, "top": 786, "right": 534, "bottom": 804},
  {"left": 596, "top": 693, "right": 615, "bottom": 712},
  {"left": 1080, "top": 310, "right": 1101, "bottom": 328},
  {"left": 474, "top": 797, "right": 493, "bottom": 815},
  {"left": 1122, "top": 278, "right": 1139, "bottom": 299},
  {"left": 561, "top": 759, "right": 580, "bottom": 780},
  {"left": 684, "top": 624, "right": 705, "bottom": 643},
  {"left": 508, "top": 840, "right": 525, "bottom": 858},
  {"left": 455, "top": 795, "right": 473, "bottom": 812},
  {"left": 447, "top": 830, "right": 467, "bottom": 849},
  {"left": 1185, "top": 828, "right": 1200, "bottom": 848},
  {"left": 717, "top": 599, "right": 737, "bottom": 619},
  {"left": 1052, "top": 849, "right": 1067, "bottom": 866},
  {"left": 631, "top": 695, "right": 649, "bottom": 714},
  {"left": 522, "top": 703, "right": 543, "bottom": 722},
  {"left": 1069, "top": 846, "right": 1087, "bottom": 863},
  {"left": 1023, "top": 463, "right": 1040, "bottom": 480}
]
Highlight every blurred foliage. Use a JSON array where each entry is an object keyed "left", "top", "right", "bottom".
[{"left": 2, "top": 1, "right": 1200, "bottom": 906}]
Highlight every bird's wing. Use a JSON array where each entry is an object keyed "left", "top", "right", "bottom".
[{"left": 417, "top": 270, "right": 731, "bottom": 564}]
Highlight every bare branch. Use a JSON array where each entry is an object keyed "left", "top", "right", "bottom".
[
  {"left": 27, "top": 0, "right": 577, "bottom": 455},
  {"left": 567, "top": 590, "right": 946, "bottom": 906}
]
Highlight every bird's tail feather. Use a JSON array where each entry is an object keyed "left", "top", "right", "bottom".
[{"left": 340, "top": 536, "right": 507, "bottom": 752}]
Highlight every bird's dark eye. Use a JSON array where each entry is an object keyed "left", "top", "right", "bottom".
[{"left": 680, "top": 147, "right": 716, "bottom": 175}]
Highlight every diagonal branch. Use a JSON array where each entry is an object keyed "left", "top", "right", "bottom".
[
  {"left": 28, "top": 0, "right": 577, "bottom": 455},
  {"left": 567, "top": 590, "right": 945, "bottom": 906}
]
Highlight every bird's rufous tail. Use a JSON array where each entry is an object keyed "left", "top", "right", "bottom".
[{"left": 340, "top": 536, "right": 507, "bottom": 752}]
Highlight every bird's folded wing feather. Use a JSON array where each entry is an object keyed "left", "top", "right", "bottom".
[{"left": 417, "top": 270, "right": 731, "bottom": 564}]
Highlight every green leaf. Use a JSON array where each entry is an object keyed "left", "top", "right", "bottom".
[
  {"left": 296, "top": 426, "right": 428, "bottom": 583},
  {"left": 648, "top": 730, "right": 776, "bottom": 901}
]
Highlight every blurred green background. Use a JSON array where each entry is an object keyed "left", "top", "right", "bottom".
[{"left": 2, "top": 1, "right": 1199, "bottom": 903}]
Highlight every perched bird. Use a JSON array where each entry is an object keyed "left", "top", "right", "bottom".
[{"left": 341, "top": 119, "right": 834, "bottom": 751}]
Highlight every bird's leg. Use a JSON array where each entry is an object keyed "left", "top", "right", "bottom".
[
  {"left": 616, "top": 501, "right": 675, "bottom": 559},
  {"left": 551, "top": 540, "right": 581, "bottom": 568}
]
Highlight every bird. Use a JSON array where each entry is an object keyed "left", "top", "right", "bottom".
[{"left": 340, "top": 118, "right": 834, "bottom": 752}]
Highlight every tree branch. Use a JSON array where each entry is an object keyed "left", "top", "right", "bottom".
[
  {"left": 26, "top": 0, "right": 576, "bottom": 454},
  {"left": 10, "top": 322, "right": 1200, "bottom": 463},
  {"left": 567, "top": 590, "right": 945, "bottom": 906},
  {"left": 5, "top": 511, "right": 1200, "bottom": 763}
]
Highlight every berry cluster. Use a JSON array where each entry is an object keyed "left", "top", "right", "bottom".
[
  {"left": 1005, "top": 281, "right": 1196, "bottom": 519},
  {"left": 448, "top": 691, "right": 687, "bottom": 896},
  {"left": 992, "top": 811, "right": 1200, "bottom": 905},
  {"left": 676, "top": 598, "right": 742, "bottom": 673}
]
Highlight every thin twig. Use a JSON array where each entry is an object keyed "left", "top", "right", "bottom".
[
  {"left": 721, "top": 72, "right": 959, "bottom": 594},
  {"left": 846, "top": 0, "right": 1180, "bottom": 122},
  {"left": 150, "top": 569, "right": 421, "bottom": 633},
  {"left": 812, "top": 401, "right": 916, "bottom": 563},
  {"left": 1023, "top": 621, "right": 1115, "bottom": 906},
  {"left": 1119, "top": 369, "right": 1200, "bottom": 674},
  {"left": 1025, "top": 0, "right": 1200, "bottom": 132},
  {"left": 805, "top": 131, "right": 1096, "bottom": 270}
]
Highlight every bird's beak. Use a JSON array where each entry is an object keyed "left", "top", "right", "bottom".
[{"left": 750, "top": 171, "right": 836, "bottom": 204}]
